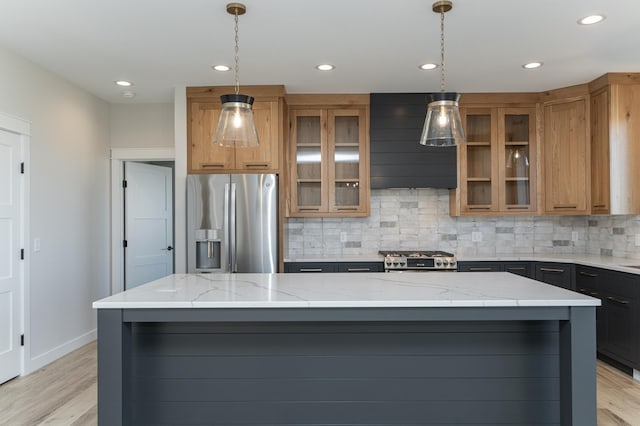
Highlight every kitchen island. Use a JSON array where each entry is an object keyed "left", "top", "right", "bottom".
[{"left": 93, "top": 272, "right": 599, "bottom": 426}]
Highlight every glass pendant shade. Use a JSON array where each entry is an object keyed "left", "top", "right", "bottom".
[
  {"left": 419, "top": 92, "right": 465, "bottom": 147},
  {"left": 214, "top": 94, "right": 259, "bottom": 148}
]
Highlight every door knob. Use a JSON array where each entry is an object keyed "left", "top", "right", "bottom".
[{"left": 167, "top": 246, "right": 173, "bottom": 251}]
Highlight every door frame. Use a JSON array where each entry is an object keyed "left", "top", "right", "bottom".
[
  {"left": 110, "top": 148, "right": 174, "bottom": 294},
  {"left": 0, "top": 112, "right": 30, "bottom": 377}
]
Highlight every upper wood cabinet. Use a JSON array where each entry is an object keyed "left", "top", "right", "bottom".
[
  {"left": 589, "top": 74, "right": 640, "bottom": 215},
  {"left": 187, "top": 86, "right": 285, "bottom": 174},
  {"left": 451, "top": 103, "right": 537, "bottom": 216},
  {"left": 287, "top": 95, "right": 370, "bottom": 217},
  {"left": 542, "top": 95, "right": 590, "bottom": 215}
]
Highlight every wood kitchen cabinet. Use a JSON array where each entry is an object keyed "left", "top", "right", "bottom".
[
  {"left": 542, "top": 94, "right": 590, "bottom": 215},
  {"left": 287, "top": 95, "right": 370, "bottom": 217},
  {"left": 187, "top": 85, "right": 285, "bottom": 174},
  {"left": 589, "top": 74, "right": 640, "bottom": 215},
  {"left": 451, "top": 103, "right": 537, "bottom": 215}
]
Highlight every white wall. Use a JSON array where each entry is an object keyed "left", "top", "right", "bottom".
[
  {"left": 110, "top": 103, "right": 174, "bottom": 148},
  {"left": 0, "top": 46, "right": 111, "bottom": 372}
]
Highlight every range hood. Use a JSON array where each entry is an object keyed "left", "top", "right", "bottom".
[{"left": 369, "top": 93, "right": 457, "bottom": 189}]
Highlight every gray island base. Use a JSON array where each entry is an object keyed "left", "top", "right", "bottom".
[{"left": 93, "top": 273, "right": 599, "bottom": 425}]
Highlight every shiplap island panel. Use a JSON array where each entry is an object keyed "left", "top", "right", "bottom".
[{"left": 94, "top": 273, "right": 599, "bottom": 426}]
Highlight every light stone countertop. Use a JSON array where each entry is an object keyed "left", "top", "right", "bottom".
[
  {"left": 285, "top": 253, "right": 640, "bottom": 275},
  {"left": 93, "top": 272, "right": 599, "bottom": 309}
]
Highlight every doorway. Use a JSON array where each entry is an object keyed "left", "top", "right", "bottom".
[{"left": 111, "top": 148, "right": 176, "bottom": 294}]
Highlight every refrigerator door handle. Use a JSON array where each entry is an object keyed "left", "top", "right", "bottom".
[
  {"left": 224, "top": 183, "right": 231, "bottom": 271},
  {"left": 230, "top": 182, "right": 237, "bottom": 272}
]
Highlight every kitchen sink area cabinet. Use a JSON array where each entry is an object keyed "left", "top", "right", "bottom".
[
  {"left": 187, "top": 85, "right": 285, "bottom": 174},
  {"left": 287, "top": 95, "right": 370, "bottom": 217},
  {"left": 451, "top": 100, "right": 537, "bottom": 216},
  {"left": 588, "top": 74, "right": 640, "bottom": 215},
  {"left": 534, "top": 262, "right": 574, "bottom": 290},
  {"left": 541, "top": 90, "right": 590, "bottom": 215}
]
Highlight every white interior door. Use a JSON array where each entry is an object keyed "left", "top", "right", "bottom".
[
  {"left": 124, "top": 162, "right": 173, "bottom": 289},
  {"left": 0, "top": 129, "right": 22, "bottom": 384}
]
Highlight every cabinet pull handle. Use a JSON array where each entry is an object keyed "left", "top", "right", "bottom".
[
  {"left": 299, "top": 207, "right": 320, "bottom": 211},
  {"left": 299, "top": 268, "right": 323, "bottom": 272},
  {"left": 244, "top": 163, "right": 269, "bottom": 168},
  {"left": 553, "top": 205, "right": 578, "bottom": 209},
  {"left": 202, "top": 163, "right": 225, "bottom": 168},
  {"left": 507, "top": 267, "right": 526, "bottom": 271},
  {"left": 469, "top": 267, "right": 492, "bottom": 271},
  {"left": 578, "top": 288, "right": 599, "bottom": 297},
  {"left": 606, "top": 296, "right": 629, "bottom": 306},
  {"left": 593, "top": 204, "right": 606, "bottom": 208},
  {"left": 347, "top": 268, "right": 371, "bottom": 272},
  {"left": 506, "top": 206, "right": 529, "bottom": 210},
  {"left": 579, "top": 271, "right": 598, "bottom": 278},
  {"left": 539, "top": 268, "right": 565, "bottom": 273},
  {"left": 468, "top": 207, "right": 491, "bottom": 210},
  {"left": 337, "top": 207, "right": 359, "bottom": 211}
]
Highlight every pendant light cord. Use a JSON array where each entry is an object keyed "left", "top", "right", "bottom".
[
  {"left": 234, "top": 11, "right": 240, "bottom": 95},
  {"left": 440, "top": 9, "right": 445, "bottom": 92}
]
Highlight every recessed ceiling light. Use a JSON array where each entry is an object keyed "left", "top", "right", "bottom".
[
  {"left": 522, "top": 62, "right": 543, "bottom": 70},
  {"left": 121, "top": 90, "right": 136, "bottom": 99},
  {"left": 578, "top": 14, "right": 606, "bottom": 25},
  {"left": 316, "top": 64, "right": 335, "bottom": 71},
  {"left": 115, "top": 80, "right": 133, "bottom": 87},
  {"left": 419, "top": 63, "right": 438, "bottom": 70},
  {"left": 212, "top": 65, "right": 231, "bottom": 72}
]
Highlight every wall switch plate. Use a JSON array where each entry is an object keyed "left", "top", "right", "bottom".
[
  {"left": 472, "top": 232, "right": 482, "bottom": 242},
  {"left": 572, "top": 231, "right": 579, "bottom": 242},
  {"left": 33, "top": 238, "right": 41, "bottom": 252},
  {"left": 340, "top": 232, "right": 347, "bottom": 242}
]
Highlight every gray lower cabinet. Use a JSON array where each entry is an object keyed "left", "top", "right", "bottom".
[
  {"left": 534, "top": 262, "right": 574, "bottom": 290},
  {"left": 576, "top": 265, "right": 640, "bottom": 370},
  {"left": 285, "top": 262, "right": 384, "bottom": 273},
  {"left": 457, "top": 261, "right": 533, "bottom": 278}
]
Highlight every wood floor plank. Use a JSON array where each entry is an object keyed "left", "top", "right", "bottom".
[{"left": 2, "top": 341, "right": 640, "bottom": 425}]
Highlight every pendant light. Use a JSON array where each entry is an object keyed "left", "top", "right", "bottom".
[
  {"left": 419, "top": 1, "right": 465, "bottom": 147},
  {"left": 213, "top": 3, "right": 259, "bottom": 148}
]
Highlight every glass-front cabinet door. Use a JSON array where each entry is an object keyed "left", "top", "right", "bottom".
[
  {"left": 328, "top": 108, "right": 366, "bottom": 213},
  {"left": 289, "top": 105, "right": 369, "bottom": 217},
  {"left": 290, "top": 109, "right": 326, "bottom": 213},
  {"left": 499, "top": 108, "right": 536, "bottom": 212},
  {"left": 457, "top": 106, "right": 536, "bottom": 215},
  {"left": 461, "top": 108, "right": 498, "bottom": 213}
]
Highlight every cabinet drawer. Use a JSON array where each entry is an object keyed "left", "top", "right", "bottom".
[
  {"left": 285, "top": 262, "right": 336, "bottom": 273},
  {"left": 502, "top": 262, "right": 533, "bottom": 278},
  {"left": 534, "top": 262, "right": 574, "bottom": 290},
  {"left": 457, "top": 262, "right": 501, "bottom": 272},
  {"left": 336, "top": 262, "right": 384, "bottom": 273}
]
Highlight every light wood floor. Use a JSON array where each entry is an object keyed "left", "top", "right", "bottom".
[{"left": 1, "top": 341, "right": 640, "bottom": 425}]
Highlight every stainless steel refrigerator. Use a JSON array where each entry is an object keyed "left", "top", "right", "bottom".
[{"left": 187, "top": 174, "right": 277, "bottom": 273}]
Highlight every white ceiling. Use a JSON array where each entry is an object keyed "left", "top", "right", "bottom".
[{"left": 1, "top": 0, "right": 639, "bottom": 104}]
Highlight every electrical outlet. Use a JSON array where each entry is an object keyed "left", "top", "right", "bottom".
[
  {"left": 340, "top": 232, "right": 347, "bottom": 242},
  {"left": 472, "top": 232, "right": 482, "bottom": 242},
  {"left": 571, "top": 231, "right": 579, "bottom": 242}
]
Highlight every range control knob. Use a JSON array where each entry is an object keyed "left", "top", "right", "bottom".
[{"left": 435, "top": 258, "right": 443, "bottom": 268}]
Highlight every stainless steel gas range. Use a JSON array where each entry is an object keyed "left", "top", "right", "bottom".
[{"left": 379, "top": 250, "right": 457, "bottom": 272}]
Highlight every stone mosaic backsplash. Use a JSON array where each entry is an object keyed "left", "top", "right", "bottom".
[{"left": 285, "top": 189, "right": 640, "bottom": 260}]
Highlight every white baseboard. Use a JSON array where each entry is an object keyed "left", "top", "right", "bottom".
[{"left": 24, "top": 329, "right": 96, "bottom": 375}]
